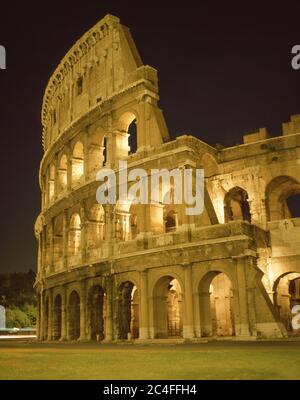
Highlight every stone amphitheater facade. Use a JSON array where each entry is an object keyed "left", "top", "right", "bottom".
[{"left": 34, "top": 14, "right": 300, "bottom": 341}]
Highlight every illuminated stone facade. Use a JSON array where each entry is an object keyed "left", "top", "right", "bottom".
[{"left": 34, "top": 15, "right": 300, "bottom": 341}]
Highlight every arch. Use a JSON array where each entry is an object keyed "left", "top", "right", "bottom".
[
  {"left": 68, "top": 213, "right": 81, "bottom": 256},
  {"left": 118, "top": 111, "right": 137, "bottom": 133},
  {"left": 58, "top": 154, "right": 68, "bottom": 192},
  {"left": 53, "top": 294, "right": 62, "bottom": 340},
  {"left": 117, "top": 111, "right": 137, "bottom": 157},
  {"left": 164, "top": 210, "right": 177, "bottom": 233},
  {"left": 71, "top": 141, "right": 84, "bottom": 186},
  {"left": 87, "top": 285, "right": 106, "bottom": 341},
  {"left": 161, "top": 182, "right": 182, "bottom": 233},
  {"left": 68, "top": 290, "right": 80, "bottom": 340},
  {"left": 153, "top": 276, "right": 183, "bottom": 338},
  {"left": 201, "top": 153, "right": 219, "bottom": 178},
  {"left": 48, "top": 164, "right": 55, "bottom": 202},
  {"left": 128, "top": 119, "right": 137, "bottom": 154},
  {"left": 118, "top": 281, "right": 139, "bottom": 339},
  {"left": 198, "top": 271, "right": 235, "bottom": 337},
  {"left": 224, "top": 186, "right": 251, "bottom": 223},
  {"left": 87, "top": 204, "right": 105, "bottom": 248},
  {"left": 273, "top": 272, "right": 300, "bottom": 332},
  {"left": 266, "top": 176, "right": 300, "bottom": 221}
]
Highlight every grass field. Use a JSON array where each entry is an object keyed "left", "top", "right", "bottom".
[{"left": 0, "top": 340, "right": 300, "bottom": 380}]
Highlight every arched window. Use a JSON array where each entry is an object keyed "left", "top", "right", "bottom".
[
  {"left": 71, "top": 141, "right": 84, "bottom": 186},
  {"left": 266, "top": 176, "right": 300, "bottom": 221},
  {"left": 118, "top": 281, "right": 139, "bottom": 340},
  {"left": 68, "top": 213, "right": 81, "bottom": 256},
  {"left": 165, "top": 210, "right": 177, "bottom": 232},
  {"left": 128, "top": 119, "right": 137, "bottom": 154},
  {"left": 117, "top": 112, "right": 137, "bottom": 157},
  {"left": 58, "top": 154, "right": 68, "bottom": 192},
  {"left": 199, "top": 271, "right": 235, "bottom": 337},
  {"left": 153, "top": 276, "right": 183, "bottom": 338},
  {"left": 224, "top": 187, "right": 251, "bottom": 223},
  {"left": 88, "top": 285, "right": 106, "bottom": 341},
  {"left": 274, "top": 273, "right": 300, "bottom": 332}
]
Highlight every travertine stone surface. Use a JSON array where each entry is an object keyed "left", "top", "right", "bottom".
[{"left": 34, "top": 15, "right": 300, "bottom": 341}]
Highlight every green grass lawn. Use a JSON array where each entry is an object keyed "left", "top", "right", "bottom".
[{"left": 0, "top": 340, "right": 300, "bottom": 380}]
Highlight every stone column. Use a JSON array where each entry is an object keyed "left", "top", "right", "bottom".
[
  {"left": 80, "top": 204, "right": 87, "bottom": 263},
  {"left": 63, "top": 211, "right": 68, "bottom": 270},
  {"left": 61, "top": 285, "right": 67, "bottom": 340},
  {"left": 50, "top": 219, "right": 55, "bottom": 273},
  {"left": 38, "top": 232, "right": 43, "bottom": 278},
  {"left": 104, "top": 276, "right": 113, "bottom": 342},
  {"left": 79, "top": 280, "right": 87, "bottom": 341},
  {"left": 53, "top": 154, "right": 59, "bottom": 200},
  {"left": 182, "top": 263, "right": 195, "bottom": 339},
  {"left": 104, "top": 115, "right": 114, "bottom": 168},
  {"left": 139, "top": 270, "right": 149, "bottom": 339},
  {"left": 83, "top": 132, "right": 89, "bottom": 181},
  {"left": 36, "top": 294, "right": 40, "bottom": 340},
  {"left": 235, "top": 256, "right": 251, "bottom": 337},
  {"left": 261, "top": 197, "right": 268, "bottom": 229},
  {"left": 66, "top": 143, "right": 72, "bottom": 191},
  {"left": 47, "top": 289, "right": 53, "bottom": 341},
  {"left": 199, "top": 292, "right": 212, "bottom": 337},
  {"left": 40, "top": 288, "right": 44, "bottom": 340}
]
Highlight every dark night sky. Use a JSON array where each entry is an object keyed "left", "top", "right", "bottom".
[{"left": 0, "top": 1, "right": 299, "bottom": 273}]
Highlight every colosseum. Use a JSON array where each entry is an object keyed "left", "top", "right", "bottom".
[{"left": 34, "top": 14, "right": 300, "bottom": 342}]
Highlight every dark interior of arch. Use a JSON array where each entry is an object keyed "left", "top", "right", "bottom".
[
  {"left": 128, "top": 120, "right": 137, "bottom": 154},
  {"left": 286, "top": 194, "right": 300, "bottom": 218}
]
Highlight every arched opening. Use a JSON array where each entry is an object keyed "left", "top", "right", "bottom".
[
  {"left": 87, "top": 285, "right": 106, "bottom": 341},
  {"left": 87, "top": 129, "right": 105, "bottom": 177},
  {"left": 162, "top": 185, "right": 181, "bottom": 233},
  {"left": 44, "top": 296, "right": 49, "bottom": 340},
  {"left": 118, "top": 281, "right": 139, "bottom": 340},
  {"left": 48, "top": 164, "right": 55, "bottom": 203},
  {"left": 153, "top": 276, "right": 183, "bottom": 338},
  {"left": 164, "top": 210, "right": 177, "bottom": 233},
  {"left": 87, "top": 204, "right": 105, "bottom": 249},
  {"left": 224, "top": 187, "right": 251, "bottom": 223},
  {"left": 53, "top": 215, "right": 63, "bottom": 270},
  {"left": 71, "top": 141, "right": 84, "bottom": 186},
  {"left": 118, "top": 112, "right": 137, "bottom": 156},
  {"left": 201, "top": 153, "right": 219, "bottom": 178},
  {"left": 199, "top": 272, "right": 235, "bottom": 337},
  {"left": 286, "top": 195, "right": 300, "bottom": 218},
  {"left": 68, "top": 213, "right": 81, "bottom": 257},
  {"left": 58, "top": 154, "right": 68, "bottom": 193},
  {"left": 53, "top": 294, "right": 62, "bottom": 340},
  {"left": 68, "top": 291, "right": 80, "bottom": 340},
  {"left": 266, "top": 176, "right": 300, "bottom": 221},
  {"left": 128, "top": 120, "right": 137, "bottom": 154},
  {"left": 274, "top": 273, "right": 300, "bottom": 332}
]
